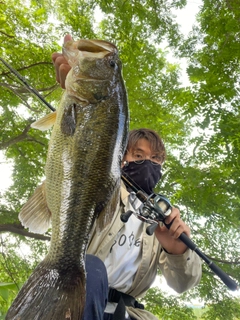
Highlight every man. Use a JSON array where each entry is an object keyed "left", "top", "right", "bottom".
[{"left": 52, "top": 35, "right": 202, "bottom": 320}]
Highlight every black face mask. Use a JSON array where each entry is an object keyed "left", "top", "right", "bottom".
[{"left": 121, "top": 160, "right": 162, "bottom": 195}]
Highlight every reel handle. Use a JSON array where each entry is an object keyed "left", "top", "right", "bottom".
[
  {"left": 146, "top": 223, "right": 158, "bottom": 235},
  {"left": 120, "top": 210, "right": 133, "bottom": 223}
]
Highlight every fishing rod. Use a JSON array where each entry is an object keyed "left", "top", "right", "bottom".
[
  {"left": 121, "top": 173, "right": 239, "bottom": 291},
  {"left": 2, "top": 56, "right": 238, "bottom": 291},
  {"left": 0, "top": 57, "right": 56, "bottom": 112}
]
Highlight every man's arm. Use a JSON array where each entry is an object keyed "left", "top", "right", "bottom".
[
  {"left": 155, "top": 207, "right": 202, "bottom": 292},
  {"left": 159, "top": 247, "right": 202, "bottom": 293}
]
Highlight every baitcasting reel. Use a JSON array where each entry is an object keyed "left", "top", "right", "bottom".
[{"left": 121, "top": 191, "right": 172, "bottom": 235}]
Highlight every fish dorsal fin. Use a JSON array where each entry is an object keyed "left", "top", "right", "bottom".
[
  {"left": 31, "top": 111, "right": 57, "bottom": 131},
  {"left": 19, "top": 181, "right": 51, "bottom": 234}
]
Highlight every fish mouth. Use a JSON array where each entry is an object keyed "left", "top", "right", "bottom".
[
  {"left": 76, "top": 39, "right": 117, "bottom": 54},
  {"left": 63, "top": 39, "right": 117, "bottom": 64}
]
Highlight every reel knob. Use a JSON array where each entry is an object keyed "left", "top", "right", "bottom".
[
  {"left": 146, "top": 222, "right": 158, "bottom": 236},
  {"left": 120, "top": 210, "right": 133, "bottom": 223}
]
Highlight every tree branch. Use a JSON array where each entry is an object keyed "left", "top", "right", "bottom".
[
  {"left": 0, "top": 30, "right": 14, "bottom": 38},
  {"left": 0, "top": 223, "right": 50, "bottom": 241},
  {"left": 0, "top": 122, "right": 32, "bottom": 150},
  {"left": 15, "top": 84, "right": 58, "bottom": 95},
  {"left": 0, "top": 61, "right": 53, "bottom": 77},
  {"left": 0, "top": 81, "right": 58, "bottom": 95},
  {"left": 25, "top": 135, "right": 46, "bottom": 147},
  {"left": 206, "top": 255, "right": 240, "bottom": 265}
]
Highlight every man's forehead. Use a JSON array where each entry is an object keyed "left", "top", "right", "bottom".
[
  {"left": 133, "top": 147, "right": 144, "bottom": 151},
  {"left": 128, "top": 138, "right": 160, "bottom": 154},
  {"left": 131, "top": 146, "right": 158, "bottom": 154}
]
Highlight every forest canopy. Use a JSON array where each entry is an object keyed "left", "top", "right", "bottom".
[{"left": 0, "top": 0, "right": 240, "bottom": 319}]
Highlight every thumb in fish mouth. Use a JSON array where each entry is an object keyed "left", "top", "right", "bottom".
[{"left": 64, "top": 34, "right": 73, "bottom": 44}]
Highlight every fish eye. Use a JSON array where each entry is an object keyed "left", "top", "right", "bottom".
[{"left": 109, "top": 60, "right": 116, "bottom": 67}]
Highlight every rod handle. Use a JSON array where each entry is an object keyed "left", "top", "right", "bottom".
[
  {"left": 207, "top": 259, "right": 239, "bottom": 291},
  {"left": 165, "top": 223, "right": 239, "bottom": 291}
]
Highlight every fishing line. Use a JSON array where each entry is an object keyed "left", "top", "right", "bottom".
[{"left": 0, "top": 57, "right": 56, "bottom": 112}]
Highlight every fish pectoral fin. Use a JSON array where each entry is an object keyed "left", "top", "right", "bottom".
[
  {"left": 96, "top": 181, "right": 121, "bottom": 233},
  {"left": 31, "top": 111, "right": 57, "bottom": 131},
  {"left": 19, "top": 181, "right": 51, "bottom": 234},
  {"left": 61, "top": 103, "right": 77, "bottom": 135}
]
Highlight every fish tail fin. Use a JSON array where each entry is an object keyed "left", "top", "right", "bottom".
[{"left": 6, "top": 259, "right": 86, "bottom": 320}]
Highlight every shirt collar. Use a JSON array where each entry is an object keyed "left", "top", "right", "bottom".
[
  {"left": 120, "top": 180, "right": 143, "bottom": 211},
  {"left": 120, "top": 179, "right": 130, "bottom": 203}
]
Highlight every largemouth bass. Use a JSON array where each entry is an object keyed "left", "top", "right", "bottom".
[{"left": 6, "top": 39, "right": 129, "bottom": 320}]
